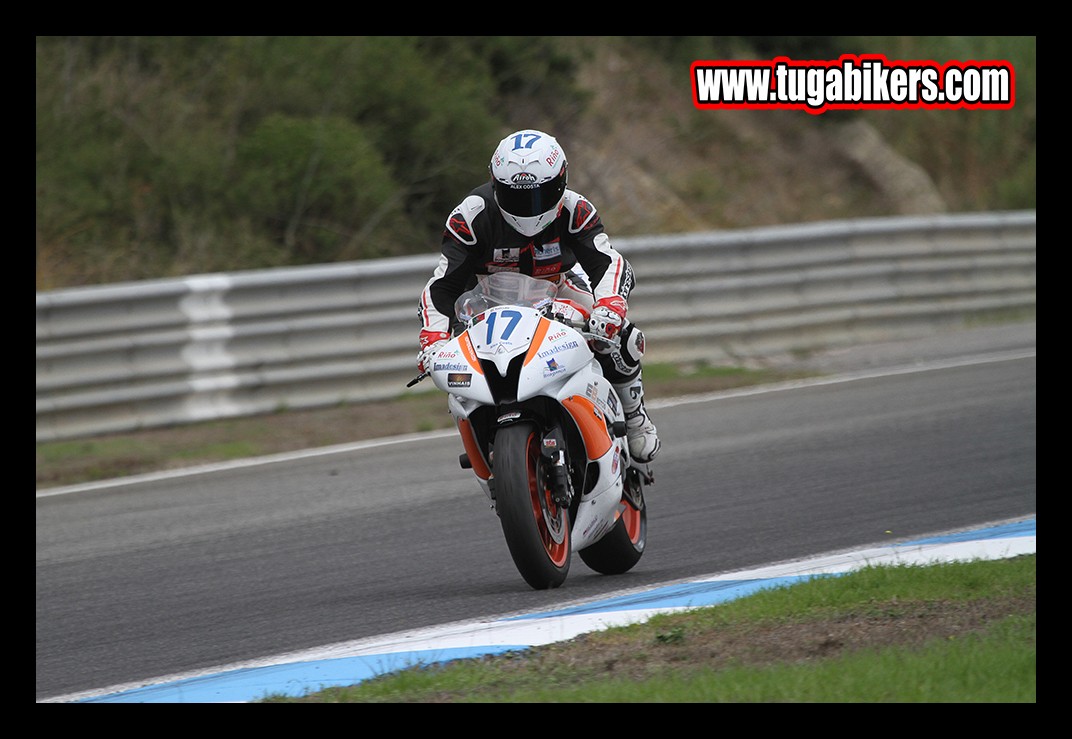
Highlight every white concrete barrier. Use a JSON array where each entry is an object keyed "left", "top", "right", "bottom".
[{"left": 36, "top": 211, "right": 1036, "bottom": 441}]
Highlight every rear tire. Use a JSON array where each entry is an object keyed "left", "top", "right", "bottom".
[
  {"left": 495, "top": 423, "right": 571, "bottom": 589},
  {"left": 578, "top": 467, "right": 646, "bottom": 575}
]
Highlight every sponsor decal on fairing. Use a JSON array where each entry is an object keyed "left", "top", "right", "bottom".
[
  {"left": 543, "top": 357, "right": 568, "bottom": 377},
  {"left": 434, "top": 362, "right": 470, "bottom": 372},
  {"left": 447, "top": 373, "right": 472, "bottom": 388},
  {"left": 606, "top": 390, "right": 619, "bottom": 416},
  {"left": 537, "top": 340, "right": 580, "bottom": 358}
]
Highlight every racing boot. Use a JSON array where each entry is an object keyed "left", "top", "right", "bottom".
[{"left": 612, "top": 370, "right": 660, "bottom": 464}]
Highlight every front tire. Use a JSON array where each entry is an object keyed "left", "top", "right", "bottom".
[{"left": 495, "top": 423, "right": 571, "bottom": 590}]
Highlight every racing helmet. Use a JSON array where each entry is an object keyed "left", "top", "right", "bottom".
[{"left": 489, "top": 129, "right": 568, "bottom": 237}]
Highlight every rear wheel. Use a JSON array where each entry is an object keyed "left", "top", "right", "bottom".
[
  {"left": 578, "top": 466, "right": 646, "bottom": 575},
  {"left": 495, "top": 423, "right": 571, "bottom": 589}
]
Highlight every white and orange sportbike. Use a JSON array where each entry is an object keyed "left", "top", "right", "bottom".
[{"left": 410, "top": 272, "right": 651, "bottom": 590}]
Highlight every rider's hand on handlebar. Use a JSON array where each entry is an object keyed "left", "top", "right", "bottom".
[
  {"left": 587, "top": 298, "right": 626, "bottom": 344},
  {"left": 417, "top": 330, "right": 450, "bottom": 374}
]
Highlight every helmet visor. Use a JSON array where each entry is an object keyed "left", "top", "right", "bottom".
[{"left": 494, "top": 176, "right": 567, "bottom": 218}]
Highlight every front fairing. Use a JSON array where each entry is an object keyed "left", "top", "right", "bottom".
[{"left": 429, "top": 305, "right": 593, "bottom": 405}]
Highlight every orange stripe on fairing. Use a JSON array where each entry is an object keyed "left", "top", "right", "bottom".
[
  {"left": 458, "top": 418, "right": 491, "bottom": 480},
  {"left": 458, "top": 333, "right": 483, "bottom": 375},
  {"left": 522, "top": 317, "right": 552, "bottom": 367},
  {"left": 560, "top": 396, "right": 612, "bottom": 459}
]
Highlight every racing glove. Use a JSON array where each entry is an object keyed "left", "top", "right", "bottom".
[
  {"left": 417, "top": 330, "right": 450, "bottom": 374},
  {"left": 586, "top": 297, "right": 627, "bottom": 344}
]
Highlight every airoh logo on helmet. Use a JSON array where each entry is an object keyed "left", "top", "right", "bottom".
[{"left": 511, "top": 172, "right": 539, "bottom": 184}]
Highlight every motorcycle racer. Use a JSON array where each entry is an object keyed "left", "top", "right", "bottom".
[{"left": 417, "top": 128, "right": 660, "bottom": 464}]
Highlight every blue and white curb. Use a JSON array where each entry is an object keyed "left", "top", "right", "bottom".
[{"left": 44, "top": 516, "right": 1035, "bottom": 703}]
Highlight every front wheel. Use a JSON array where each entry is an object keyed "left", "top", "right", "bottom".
[{"left": 494, "top": 423, "right": 571, "bottom": 590}]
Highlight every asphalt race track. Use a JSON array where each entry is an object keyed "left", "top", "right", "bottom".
[{"left": 36, "top": 322, "right": 1036, "bottom": 702}]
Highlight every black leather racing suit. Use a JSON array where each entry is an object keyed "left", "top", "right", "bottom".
[{"left": 418, "top": 181, "right": 644, "bottom": 383}]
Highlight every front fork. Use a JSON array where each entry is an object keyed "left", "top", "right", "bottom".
[
  {"left": 455, "top": 411, "right": 573, "bottom": 510},
  {"left": 539, "top": 426, "right": 573, "bottom": 506}
]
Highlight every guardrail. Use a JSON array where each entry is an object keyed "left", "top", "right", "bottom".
[{"left": 36, "top": 210, "right": 1036, "bottom": 442}]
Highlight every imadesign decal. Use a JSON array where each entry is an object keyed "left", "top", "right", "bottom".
[
  {"left": 537, "top": 340, "right": 579, "bottom": 358},
  {"left": 434, "top": 362, "right": 469, "bottom": 372}
]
